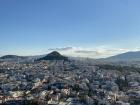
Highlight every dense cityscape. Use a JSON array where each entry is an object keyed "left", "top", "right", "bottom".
[{"left": 0, "top": 51, "right": 139, "bottom": 105}]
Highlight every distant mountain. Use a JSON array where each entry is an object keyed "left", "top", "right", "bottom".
[
  {"left": 37, "top": 51, "right": 68, "bottom": 61},
  {"left": 102, "top": 51, "right": 140, "bottom": 61},
  {"left": 0, "top": 55, "right": 25, "bottom": 59},
  {"left": 0, "top": 55, "right": 28, "bottom": 62}
]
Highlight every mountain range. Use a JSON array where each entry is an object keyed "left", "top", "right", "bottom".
[
  {"left": 1, "top": 51, "right": 140, "bottom": 62},
  {"left": 0, "top": 51, "right": 68, "bottom": 62},
  {"left": 100, "top": 51, "right": 140, "bottom": 62}
]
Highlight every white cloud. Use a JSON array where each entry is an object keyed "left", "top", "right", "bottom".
[
  {"left": 48, "top": 47, "right": 73, "bottom": 51},
  {"left": 47, "top": 46, "right": 134, "bottom": 58}
]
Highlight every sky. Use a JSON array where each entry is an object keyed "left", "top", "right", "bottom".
[{"left": 0, "top": 0, "right": 140, "bottom": 58}]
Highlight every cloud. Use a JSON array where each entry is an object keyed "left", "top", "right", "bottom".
[
  {"left": 47, "top": 46, "right": 137, "bottom": 58},
  {"left": 75, "top": 50, "right": 97, "bottom": 54},
  {"left": 48, "top": 47, "right": 73, "bottom": 51}
]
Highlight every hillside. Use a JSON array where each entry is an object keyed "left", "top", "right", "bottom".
[
  {"left": 102, "top": 51, "right": 140, "bottom": 61},
  {"left": 37, "top": 51, "right": 68, "bottom": 61}
]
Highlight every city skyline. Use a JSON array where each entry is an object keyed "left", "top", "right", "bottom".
[{"left": 0, "top": 0, "right": 140, "bottom": 58}]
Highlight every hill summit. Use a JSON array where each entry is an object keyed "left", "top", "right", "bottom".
[{"left": 38, "top": 51, "right": 68, "bottom": 61}]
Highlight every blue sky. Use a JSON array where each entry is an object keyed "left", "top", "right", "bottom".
[{"left": 0, "top": 0, "right": 140, "bottom": 57}]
